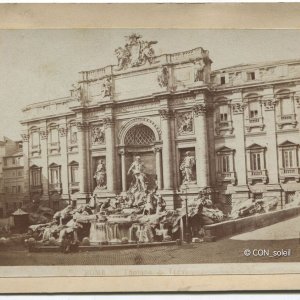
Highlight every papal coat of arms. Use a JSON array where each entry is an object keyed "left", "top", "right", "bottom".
[{"left": 115, "top": 33, "right": 157, "bottom": 70}]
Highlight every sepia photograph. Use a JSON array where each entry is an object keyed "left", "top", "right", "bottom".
[{"left": 1, "top": 3, "right": 300, "bottom": 293}]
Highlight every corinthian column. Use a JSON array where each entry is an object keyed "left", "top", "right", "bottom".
[
  {"left": 104, "top": 117, "right": 117, "bottom": 193},
  {"left": 39, "top": 127, "right": 49, "bottom": 201},
  {"left": 159, "top": 109, "right": 174, "bottom": 190},
  {"left": 193, "top": 104, "right": 210, "bottom": 188},
  {"left": 58, "top": 125, "right": 69, "bottom": 199},
  {"left": 119, "top": 148, "right": 127, "bottom": 192},
  {"left": 76, "top": 120, "right": 89, "bottom": 199},
  {"left": 154, "top": 146, "right": 163, "bottom": 190}
]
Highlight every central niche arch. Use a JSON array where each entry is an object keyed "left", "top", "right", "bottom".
[
  {"left": 118, "top": 117, "right": 161, "bottom": 146},
  {"left": 124, "top": 124, "right": 155, "bottom": 146}
]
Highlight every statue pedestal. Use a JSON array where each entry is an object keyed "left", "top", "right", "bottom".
[{"left": 93, "top": 189, "right": 116, "bottom": 203}]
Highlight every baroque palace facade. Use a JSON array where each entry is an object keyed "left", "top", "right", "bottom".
[{"left": 20, "top": 34, "right": 300, "bottom": 211}]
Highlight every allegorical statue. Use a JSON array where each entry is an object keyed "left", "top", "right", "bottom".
[
  {"left": 101, "top": 77, "right": 112, "bottom": 98},
  {"left": 192, "top": 58, "right": 205, "bottom": 82},
  {"left": 94, "top": 159, "right": 106, "bottom": 189},
  {"left": 127, "top": 156, "right": 146, "bottom": 192},
  {"left": 180, "top": 151, "right": 196, "bottom": 184},
  {"left": 71, "top": 82, "right": 82, "bottom": 101}
]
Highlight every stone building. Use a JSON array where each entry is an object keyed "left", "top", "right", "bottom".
[
  {"left": 0, "top": 138, "right": 25, "bottom": 217},
  {"left": 20, "top": 35, "right": 300, "bottom": 211}
]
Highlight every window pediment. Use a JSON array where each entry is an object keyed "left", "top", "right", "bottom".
[
  {"left": 246, "top": 143, "right": 265, "bottom": 151},
  {"left": 278, "top": 140, "right": 298, "bottom": 148},
  {"left": 216, "top": 146, "right": 235, "bottom": 154}
]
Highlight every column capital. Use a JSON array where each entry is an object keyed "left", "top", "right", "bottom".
[
  {"left": 103, "top": 117, "right": 115, "bottom": 128},
  {"left": 232, "top": 102, "right": 244, "bottom": 114},
  {"left": 118, "top": 148, "right": 126, "bottom": 155},
  {"left": 153, "top": 146, "right": 162, "bottom": 153},
  {"left": 263, "top": 98, "right": 275, "bottom": 111},
  {"left": 40, "top": 128, "right": 48, "bottom": 140},
  {"left": 58, "top": 125, "right": 68, "bottom": 137},
  {"left": 159, "top": 109, "right": 174, "bottom": 120},
  {"left": 76, "top": 121, "right": 89, "bottom": 131},
  {"left": 193, "top": 103, "right": 207, "bottom": 116},
  {"left": 21, "top": 133, "right": 29, "bottom": 142}
]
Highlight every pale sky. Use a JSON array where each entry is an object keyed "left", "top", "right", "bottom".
[{"left": 1, "top": 29, "right": 300, "bottom": 139}]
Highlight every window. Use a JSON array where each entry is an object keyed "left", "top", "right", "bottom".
[
  {"left": 31, "top": 167, "right": 41, "bottom": 186},
  {"left": 3, "top": 158, "right": 7, "bottom": 166},
  {"left": 17, "top": 186, "right": 21, "bottom": 193},
  {"left": 4, "top": 187, "right": 8, "bottom": 193},
  {"left": 220, "top": 76, "right": 226, "bottom": 85},
  {"left": 218, "top": 155, "right": 230, "bottom": 173},
  {"left": 219, "top": 105, "right": 228, "bottom": 122},
  {"left": 281, "top": 97, "right": 294, "bottom": 115},
  {"left": 31, "top": 131, "right": 39, "bottom": 146},
  {"left": 70, "top": 165, "right": 78, "bottom": 183},
  {"left": 250, "top": 152, "right": 262, "bottom": 170},
  {"left": 283, "top": 149, "right": 295, "bottom": 168},
  {"left": 69, "top": 124, "right": 78, "bottom": 144},
  {"left": 249, "top": 101, "right": 259, "bottom": 118},
  {"left": 18, "top": 170, "right": 22, "bottom": 177},
  {"left": 247, "top": 72, "right": 255, "bottom": 81},
  {"left": 11, "top": 186, "right": 16, "bottom": 194},
  {"left": 49, "top": 167, "right": 60, "bottom": 184},
  {"left": 50, "top": 128, "right": 59, "bottom": 144}
]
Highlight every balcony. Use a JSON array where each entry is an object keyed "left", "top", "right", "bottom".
[
  {"left": 245, "top": 117, "right": 264, "bottom": 132},
  {"left": 30, "top": 145, "right": 41, "bottom": 156},
  {"left": 48, "top": 142, "right": 60, "bottom": 154},
  {"left": 216, "top": 172, "right": 236, "bottom": 185},
  {"left": 277, "top": 114, "right": 297, "bottom": 129},
  {"left": 215, "top": 120, "right": 233, "bottom": 135},
  {"left": 49, "top": 183, "right": 62, "bottom": 194},
  {"left": 69, "top": 182, "right": 79, "bottom": 193},
  {"left": 30, "top": 184, "right": 43, "bottom": 194},
  {"left": 247, "top": 169, "right": 268, "bottom": 184},
  {"left": 279, "top": 167, "right": 300, "bottom": 183}
]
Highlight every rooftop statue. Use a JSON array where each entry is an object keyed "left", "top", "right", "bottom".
[{"left": 115, "top": 33, "right": 157, "bottom": 70}]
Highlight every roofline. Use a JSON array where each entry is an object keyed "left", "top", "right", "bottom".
[{"left": 213, "top": 58, "right": 300, "bottom": 73}]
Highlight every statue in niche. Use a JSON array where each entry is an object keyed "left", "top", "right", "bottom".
[
  {"left": 71, "top": 82, "right": 82, "bottom": 101},
  {"left": 115, "top": 33, "right": 157, "bottom": 70},
  {"left": 180, "top": 151, "right": 196, "bottom": 184},
  {"left": 92, "top": 125, "right": 105, "bottom": 144},
  {"left": 157, "top": 66, "right": 169, "bottom": 88},
  {"left": 192, "top": 58, "right": 205, "bottom": 82},
  {"left": 101, "top": 77, "right": 112, "bottom": 98},
  {"left": 94, "top": 159, "right": 106, "bottom": 189},
  {"left": 127, "top": 156, "right": 146, "bottom": 192},
  {"left": 178, "top": 112, "right": 193, "bottom": 135}
]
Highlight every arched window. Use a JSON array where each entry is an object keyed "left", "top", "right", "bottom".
[{"left": 124, "top": 124, "right": 155, "bottom": 146}]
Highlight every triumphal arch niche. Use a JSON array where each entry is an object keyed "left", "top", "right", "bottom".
[{"left": 118, "top": 118, "right": 162, "bottom": 194}]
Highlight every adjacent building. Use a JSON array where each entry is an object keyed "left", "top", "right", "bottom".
[
  {"left": 20, "top": 35, "right": 300, "bottom": 212},
  {"left": 0, "top": 137, "right": 25, "bottom": 217}
]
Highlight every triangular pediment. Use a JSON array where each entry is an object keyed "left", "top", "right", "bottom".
[
  {"left": 279, "top": 140, "right": 298, "bottom": 147},
  {"left": 30, "top": 164, "right": 40, "bottom": 169},
  {"left": 246, "top": 143, "right": 264, "bottom": 150},
  {"left": 68, "top": 160, "right": 79, "bottom": 166},
  {"left": 49, "top": 162, "right": 60, "bottom": 168},
  {"left": 216, "top": 146, "right": 234, "bottom": 153}
]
